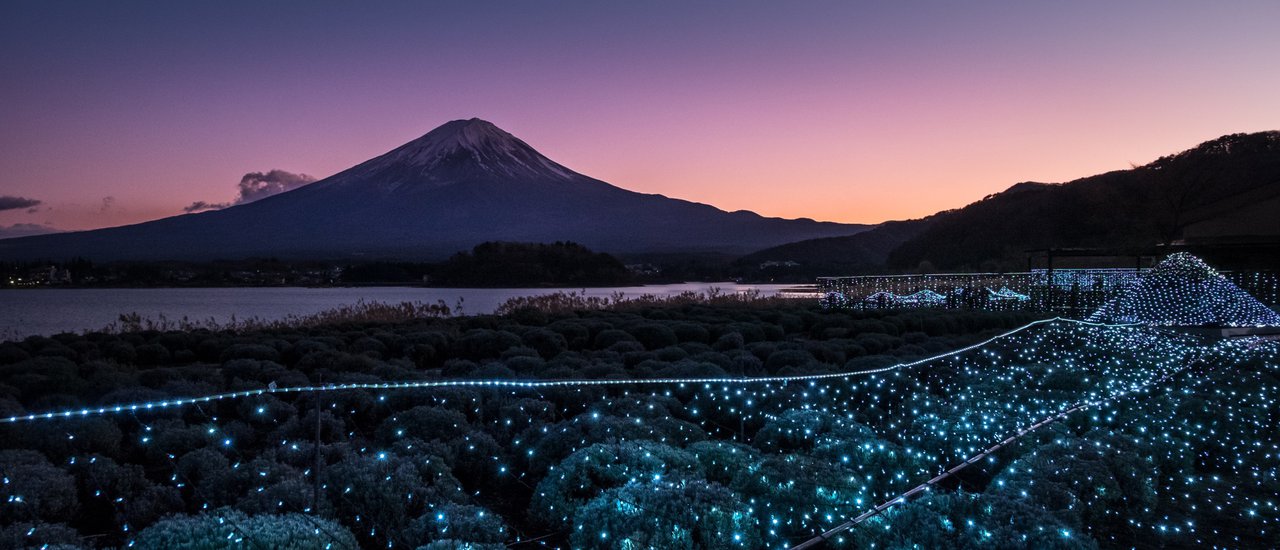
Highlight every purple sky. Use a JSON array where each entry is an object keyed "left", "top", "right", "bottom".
[{"left": 2, "top": 1, "right": 1278, "bottom": 234}]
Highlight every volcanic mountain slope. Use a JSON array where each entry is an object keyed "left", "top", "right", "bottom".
[{"left": 0, "top": 119, "right": 867, "bottom": 261}]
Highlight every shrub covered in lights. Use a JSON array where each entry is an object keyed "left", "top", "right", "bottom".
[
  {"left": 132, "top": 509, "right": 358, "bottom": 549},
  {"left": 1090, "top": 252, "right": 1280, "bottom": 327},
  {"left": 0, "top": 300, "right": 1278, "bottom": 549}
]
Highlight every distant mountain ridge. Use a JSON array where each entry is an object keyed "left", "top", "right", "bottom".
[
  {"left": 0, "top": 119, "right": 868, "bottom": 261},
  {"left": 888, "top": 131, "right": 1280, "bottom": 270},
  {"left": 745, "top": 131, "right": 1280, "bottom": 273},
  {"left": 736, "top": 218, "right": 931, "bottom": 277}
]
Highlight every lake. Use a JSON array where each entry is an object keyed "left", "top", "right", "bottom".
[{"left": 0, "top": 283, "right": 810, "bottom": 339}]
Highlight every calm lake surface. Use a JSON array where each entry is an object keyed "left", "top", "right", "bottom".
[{"left": 0, "top": 283, "right": 809, "bottom": 339}]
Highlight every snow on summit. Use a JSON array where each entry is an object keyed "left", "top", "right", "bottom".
[{"left": 321, "top": 118, "right": 579, "bottom": 192}]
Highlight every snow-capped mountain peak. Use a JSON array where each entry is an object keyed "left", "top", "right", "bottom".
[{"left": 323, "top": 118, "right": 580, "bottom": 192}]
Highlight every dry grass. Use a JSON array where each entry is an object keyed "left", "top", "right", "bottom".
[
  {"left": 495, "top": 287, "right": 804, "bottom": 316},
  {"left": 91, "top": 288, "right": 802, "bottom": 335},
  {"left": 102, "top": 299, "right": 454, "bottom": 334}
]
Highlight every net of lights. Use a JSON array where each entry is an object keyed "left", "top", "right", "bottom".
[
  {"left": 1090, "top": 253, "right": 1280, "bottom": 327},
  {"left": 818, "top": 260, "right": 1280, "bottom": 319},
  {"left": 818, "top": 269, "right": 1144, "bottom": 316},
  {"left": 2, "top": 312, "right": 1278, "bottom": 549}
]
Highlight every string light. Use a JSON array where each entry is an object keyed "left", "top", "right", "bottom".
[
  {"left": 819, "top": 258, "right": 1279, "bottom": 319},
  {"left": 819, "top": 269, "right": 1145, "bottom": 314},
  {"left": 1, "top": 318, "right": 1125, "bottom": 426}
]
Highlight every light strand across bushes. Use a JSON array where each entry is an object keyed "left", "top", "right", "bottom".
[
  {"left": 0, "top": 317, "right": 1134, "bottom": 425},
  {"left": 788, "top": 328, "right": 1212, "bottom": 550},
  {"left": 6, "top": 314, "right": 1276, "bottom": 548}
]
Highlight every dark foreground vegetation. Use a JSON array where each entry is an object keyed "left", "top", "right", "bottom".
[
  {"left": 0, "top": 297, "right": 1047, "bottom": 548},
  {"left": 1, "top": 295, "right": 1276, "bottom": 549}
]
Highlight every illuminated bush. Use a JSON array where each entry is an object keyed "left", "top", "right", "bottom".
[
  {"left": 571, "top": 479, "right": 759, "bottom": 550},
  {"left": 532, "top": 441, "right": 703, "bottom": 527},
  {"left": 378, "top": 406, "right": 469, "bottom": 444},
  {"left": 132, "top": 509, "right": 357, "bottom": 549},
  {"left": 405, "top": 503, "right": 508, "bottom": 546},
  {"left": 0, "top": 521, "right": 82, "bottom": 549},
  {"left": 0, "top": 450, "right": 78, "bottom": 524},
  {"left": 68, "top": 455, "right": 183, "bottom": 532},
  {"left": 321, "top": 452, "right": 463, "bottom": 541},
  {"left": 415, "top": 540, "right": 504, "bottom": 550},
  {"left": 848, "top": 492, "right": 1096, "bottom": 550}
]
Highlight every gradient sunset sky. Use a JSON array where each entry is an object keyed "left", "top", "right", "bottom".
[{"left": 2, "top": 1, "right": 1278, "bottom": 233}]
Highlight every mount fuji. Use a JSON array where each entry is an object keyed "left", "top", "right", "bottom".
[{"left": 0, "top": 119, "right": 867, "bottom": 261}]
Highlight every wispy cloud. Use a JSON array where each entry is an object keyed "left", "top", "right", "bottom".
[{"left": 0, "top": 196, "right": 41, "bottom": 212}]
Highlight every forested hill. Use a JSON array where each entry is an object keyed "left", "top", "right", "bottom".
[
  {"left": 430, "top": 241, "right": 631, "bottom": 287},
  {"left": 734, "top": 219, "right": 932, "bottom": 279},
  {"left": 888, "top": 131, "right": 1280, "bottom": 270}
]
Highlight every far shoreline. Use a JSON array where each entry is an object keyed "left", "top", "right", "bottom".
[{"left": 1, "top": 281, "right": 818, "bottom": 291}]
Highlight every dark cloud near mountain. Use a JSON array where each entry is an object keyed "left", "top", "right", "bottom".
[
  {"left": 182, "top": 200, "right": 219, "bottom": 213},
  {"left": 0, "top": 223, "right": 60, "bottom": 240},
  {"left": 0, "top": 196, "right": 42, "bottom": 212},
  {"left": 184, "top": 169, "right": 316, "bottom": 213}
]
